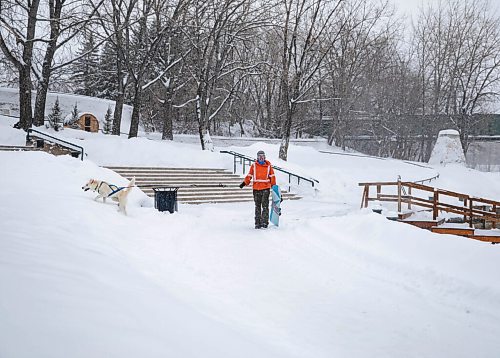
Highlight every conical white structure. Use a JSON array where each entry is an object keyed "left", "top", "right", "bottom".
[{"left": 428, "top": 129, "right": 466, "bottom": 166}]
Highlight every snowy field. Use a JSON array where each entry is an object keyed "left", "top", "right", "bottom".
[{"left": 1, "top": 116, "right": 500, "bottom": 358}]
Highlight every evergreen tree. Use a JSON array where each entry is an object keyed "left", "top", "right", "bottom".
[
  {"left": 96, "top": 40, "right": 119, "bottom": 99},
  {"left": 71, "top": 30, "right": 100, "bottom": 96},
  {"left": 103, "top": 106, "right": 113, "bottom": 134},
  {"left": 48, "top": 97, "right": 63, "bottom": 131},
  {"left": 66, "top": 102, "right": 80, "bottom": 129},
  {"left": 71, "top": 103, "right": 79, "bottom": 123}
]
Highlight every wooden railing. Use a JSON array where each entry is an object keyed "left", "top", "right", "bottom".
[{"left": 359, "top": 180, "right": 500, "bottom": 228}]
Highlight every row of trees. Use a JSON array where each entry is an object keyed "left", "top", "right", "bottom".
[{"left": 1, "top": 0, "right": 499, "bottom": 160}]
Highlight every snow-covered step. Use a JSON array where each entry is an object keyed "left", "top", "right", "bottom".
[
  {"left": 142, "top": 190, "right": 298, "bottom": 199},
  {"left": 141, "top": 187, "right": 298, "bottom": 199},
  {"left": 106, "top": 167, "right": 227, "bottom": 173},
  {"left": 118, "top": 173, "right": 242, "bottom": 179},
  {"left": 133, "top": 179, "right": 243, "bottom": 186},
  {"left": 104, "top": 166, "right": 301, "bottom": 204},
  {"left": 0, "top": 145, "right": 40, "bottom": 152}
]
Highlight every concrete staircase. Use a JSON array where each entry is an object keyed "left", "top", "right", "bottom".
[{"left": 104, "top": 166, "right": 301, "bottom": 204}]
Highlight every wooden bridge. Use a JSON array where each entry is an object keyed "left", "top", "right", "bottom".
[{"left": 359, "top": 180, "right": 500, "bottom": 244}]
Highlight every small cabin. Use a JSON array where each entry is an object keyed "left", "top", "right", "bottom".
[
  {"left": 65, "top": 112, "right": 100, "bottom": 132},
  {"left": 78, "top": 113, "right": 99, "bottom": 132}
]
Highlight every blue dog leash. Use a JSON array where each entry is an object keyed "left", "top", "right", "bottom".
[{"left": 97, "top": 182, "right": 126, "bottom": 197}]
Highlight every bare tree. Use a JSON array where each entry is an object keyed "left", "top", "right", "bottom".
[
  {"left": 184, "top": 0, "right": 272, "bottom": 150},
  {"left": 276, "top": 0, "right": 343, "bottom": 161},
  {"left": 324, "top": 0, "right": 395, "bottom": 149},
  {"left": 0, "top": 0, "right": 41, "bottom": 130},
  {"left": 413, "top": 0, "right": 500, "bottom": 152}
]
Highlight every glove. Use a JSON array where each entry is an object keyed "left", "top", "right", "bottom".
[{"left": 239, "top": 182, "right": 245, "bottom": 189}]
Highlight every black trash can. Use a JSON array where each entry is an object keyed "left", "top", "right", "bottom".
[{"left": 153, "top": 187, "right": 179, "bottom": 213}]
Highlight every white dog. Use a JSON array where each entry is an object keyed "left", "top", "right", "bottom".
[{"left": 82, "top": 177, "right": 135, "bottom": 215}]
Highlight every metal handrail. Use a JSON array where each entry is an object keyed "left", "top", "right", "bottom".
[
  {"left": 220, "top": 150, "right": 319, "bottom": 189},
  {"left": 26, "top": 128, "right": 85, "bottom": 161}
]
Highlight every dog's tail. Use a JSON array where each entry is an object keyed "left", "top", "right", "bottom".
[{"left": 123, "top": 177, "right": 135, "bottom": 193}]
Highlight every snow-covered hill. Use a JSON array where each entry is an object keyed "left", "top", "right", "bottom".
[
  {"left": 0, "top": 87, "right": 134, "bottom": 133},
  {"left": 1, "top": 117, "right": 500, "bottom": 358}
]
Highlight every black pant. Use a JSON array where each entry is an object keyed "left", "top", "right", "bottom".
[{"left": 253, "top": 189, "right": 270, "bottom": 227}]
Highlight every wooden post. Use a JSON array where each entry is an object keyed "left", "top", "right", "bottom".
[
  {"left": 364, "top": 185, "right": 369, "bottom": 208},
  {"left": 360, "top": 185, "right": 369, "bottom": 209},
  {"left": 469, "top": 199, "right": 473, "bottom": 228},
  {"left": 377, "top": 184, "right": 381, "bottom": 199},
  {"left": 408, "top": 186, "right": 412, "bottom": 210},
  {"left": 433, "top": 190, "right": 438, "bottom": 220},
  {"left": 463, "top": 196, "right": 468, "bottom": 223},
  {"left": 492, "top": 204, "right": 497, "bottom": 229},
  {"left": 397, "top": 179, "right": 402, "bottom": 213}
]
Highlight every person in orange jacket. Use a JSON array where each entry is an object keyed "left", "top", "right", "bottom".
[{"left": 239, "top": 150, "right": 276, "bottom": 229}]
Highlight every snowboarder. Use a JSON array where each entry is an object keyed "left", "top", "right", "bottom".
[{"left": 239, "top": 150, "right": 276, "bottom": 229}]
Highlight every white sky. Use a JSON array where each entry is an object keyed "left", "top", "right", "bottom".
[
  {"left": 391, "top": 0, "right": 435, "bottom": 17},
  {"left": 391, "top": 0, "right": 500, "bottom": 20}
]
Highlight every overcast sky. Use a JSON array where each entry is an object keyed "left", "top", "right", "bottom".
[
  {"left": 391, "top": 0, "right": 430, "bottom": 16},
  {"left": 391, "top": 0, "right": 500, "bottom": 20}
]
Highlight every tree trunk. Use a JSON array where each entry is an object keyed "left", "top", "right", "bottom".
[
  {"left": 33, "top": 80, "right": 49, "bottom": 127},
  {"left": 112, "top": 49, "right": 125, "bottom": 135},
  {"left": 161, "top": 91, "right": 174, "bottom": 140},
  {"left": 16, "top": 68, "right": 34, "bottom": 130},
  {"left": 198, "top": 122, "right": 206, "bottom": 150},
  {"left": 112, "top": 96, "right": 124, "bottom": 135},
  {"left": 128, "top": 85, "right": 142, "bottom": 138},
  {"left": 279, "top": 107, "right": 293, "bottom": 161},
  {"left": 238, "top": 119, "right": 245, "bottom": 136},
  {"left": 196, "top": 90, "right": 206, "bottom": 150}
]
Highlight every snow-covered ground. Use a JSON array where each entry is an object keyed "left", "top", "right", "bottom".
[
  {"left": 0, "top": 87, "right": 133, "bottom": 133},
  {"left": 1, "top": 116, "right": 500, "bottom": 358}
]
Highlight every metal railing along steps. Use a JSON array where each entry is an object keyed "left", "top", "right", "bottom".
[{"left": 104, "top": 166, "right": 300, "bottom": 204}]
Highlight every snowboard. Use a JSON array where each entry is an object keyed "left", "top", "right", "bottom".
[{"left": 270, "top": 184, "right": 282, "bottom": 227}]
